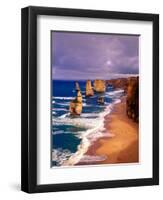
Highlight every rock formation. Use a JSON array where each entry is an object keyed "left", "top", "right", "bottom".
[
  {"left": 76, "top": 90, "right": 82, "bottom": 103},
  {"left": 97, "top": 96, "right": 104, "bottom": 105},
  {"left": 86, "top": 80, "right": 94, "bottom": 97},
  {"left": 106, "top": 78, "right": 128, "bottom": 92},
  {"left": 75, "top": 81, "right": 80, "bottom": 91},
  {"left": 126, "top": 77, "right": 139, "bottom": 122},
  {"left": 93, "top": 80, "right": 106, "bottom": 93},
  {"left": 69, "top": 90, "right": 82, "bottom": 115},
  {"left": 106, "top": 76, "right": 139, "bottom": 122}
]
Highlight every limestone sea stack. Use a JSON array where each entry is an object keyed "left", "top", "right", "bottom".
[
  {"left": 93, "top": 79, "right": 106, "bottom": 93},
  {"left": 69, "top": 90, "right": 82, "bottom": 115},
  {"left": 75, "top": 81, "right": 80, "bottom": 91},
  {"left": 85, "top": 80, "right": 94, "bottom": 97},
  {"left": 76, "top": 90, "right": 82, "bottom": 103},
  {"left": 97, "top": 96, "right": 104, "bottom": 105},
  {"left": 126, "top": 77, "right": 139, "bottom": 122}
]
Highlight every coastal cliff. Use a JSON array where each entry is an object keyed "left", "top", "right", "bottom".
[
  {"left": 69, "top": 77, "right": 138, "bottom": 121},
  {"left": 69, "top": 90, "right": 83, "bottom": 115},
  {"left": 107, "top": 77, "right": 139, "bottom": 122},
  {"left": 126, "top": 77, "right": 139, "bottom": 122},
  {"left": 106, "top": 78, "right": 128, "bottom": 91},
  {"left": 86, "top": 80, "right": 94, "bottom": 96},
  {"left": 94, "top": 80, "right": 106, "bottom": 93}
]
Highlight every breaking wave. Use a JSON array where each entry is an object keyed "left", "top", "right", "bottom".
[
  {"left": 52, "top": 99, "right": 120, "bottom": 166},
  {"left": 52, "top": 85, "right": 123, "bottom": 167}
]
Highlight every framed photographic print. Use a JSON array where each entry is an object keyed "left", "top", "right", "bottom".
[{"left": 21, "top": 6, "right": 159, "bottom": 193}]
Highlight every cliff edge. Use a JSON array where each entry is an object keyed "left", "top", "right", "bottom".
[{"left": 107, "top": 77, "right": 139, "bottom": 122}]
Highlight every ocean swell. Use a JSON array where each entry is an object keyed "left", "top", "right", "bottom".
[
  {"left": 52, "top": 86, "right": 124, "bottom": 167},
  {"left": 61, "top": 99, "right": 120, "bottom": 166}
]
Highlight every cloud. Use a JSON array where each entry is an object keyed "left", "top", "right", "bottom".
[{"left": 52, "top": 32, "right": 139, "bottom": 80}]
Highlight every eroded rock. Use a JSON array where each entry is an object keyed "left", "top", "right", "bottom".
[
  {"left": 86, "top": 80, "right": 94, "bottom": 97},
  {"left": 126, "top": 77, "right": 139, "bottom": 122},
  {"left": 69, "top": 90, "right": 82, "bottom": 115},
  {"left": 94, "top": 80, "right": 106, "bottom": 93}
]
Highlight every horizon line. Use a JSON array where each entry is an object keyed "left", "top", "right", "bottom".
[{"left": 52, "top": 75, "right": 139, "bottom": 81}]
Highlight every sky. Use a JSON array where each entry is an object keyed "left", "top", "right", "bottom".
[{"left": 52, "top": 31, "right": 139, "bottom": 80}]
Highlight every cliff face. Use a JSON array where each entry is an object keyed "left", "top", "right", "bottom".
[
  {"left": 126, "top": 77, "right": 139, "bottom": 122},
  {"left": 106, "top": 78, "right": 128, "bottom": 92},
  {"left": 107, "top": 77, "right": 139, "bottom": 122},
  {"left": 93, "top": 80, "right": 106, "bottom": 93},
  {"left": 69, "top": 90, "right": 82, "bottom": 115},
  {"left": 86, "top": 80, "right": 94, "bottom": 96}
]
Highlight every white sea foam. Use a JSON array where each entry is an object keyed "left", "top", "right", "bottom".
[
  {"left": 53, "top": 117, "right": 99, "bottom": 129},
  {"left": 52, "top": 130, "right": 63, "bottom": 135},
  {"left": 62, "top": 95, "right": 123, "bottom": 166},
  {"left": 53, "top": 88, "right": 123, "bottom": 166},
  {"left": 52, "top": 149, "right": 73, "bottom": 166},
  {"left": 53, "top": 108, "right": 67, "bottom": 111},
  {"left": 114, "top": 99, "right": 121, "bottom": 104},
  {"left": 53, "top": 96, "right": 75, "bottom": 100},
  {"left": 82, "top": 103, "right": 97, "bottom": 107},
  {"left": 52, "top": 130, "right": 84, "bottom": 139},
  {"left": 78, "top": 155, "right": 107, "bottom": 163},
  {"left": 58, "top": 113, "right": 69, "bottom": 119},
  {"left": 54, "top": 102, "right": 69, "bottom": 106},
  {"left": 53, "top": 99, "right": 86, "bottom": 106},
  {"left": 106, "top": 89, "right": 124, "bottom": 96},
  {"left": 61, "top": 103, "right": 114, "bottom": 166},
  {"left": 80, "top": 113, "right": 99, "bottom": 118}
]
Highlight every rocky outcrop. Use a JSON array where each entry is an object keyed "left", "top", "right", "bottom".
[
  {"left": 69, "top": 90, "right": 82, "bottom": 115},
  {"left": 106, "top": 76, "right": 139, "bottom": 122},
  {"left": 126, "top": 77, "right": 139, "bottom": 122},
  {"left": 76, "top": 90, "right": 82, "bottom": 103},
  {"left": 69, "top": 77, "right": 138, "bottom": 120},
  {"left": 97, "top": 96, "right": 104, "bottom": 105},
  {"left": 75, "top": 81, "right": 80, "bottom": 91},
  {"left": 106, "top": 78, "right": 128, "bottom": 92},
  {"left": 93, "top": 80, "right": 106, "bottom": 93},
  {"left": 86, "top": 80, "right": 94, "bottom": 97}
]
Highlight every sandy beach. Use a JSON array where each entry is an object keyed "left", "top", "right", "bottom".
[{"left": 77, "top": 97, "right": 139, "bottom": 165}]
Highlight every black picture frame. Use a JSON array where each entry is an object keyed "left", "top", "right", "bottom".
[{"left": 21, "top": 6, "right": 159, "bottom": 193}]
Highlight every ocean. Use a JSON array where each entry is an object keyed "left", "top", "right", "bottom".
[{"left": 51, "top": 80, "right": 124, "bottom": 167}]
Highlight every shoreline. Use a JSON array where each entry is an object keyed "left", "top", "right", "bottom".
[{"left": 76, "top": 96, "right": 139, "bottom": 165}]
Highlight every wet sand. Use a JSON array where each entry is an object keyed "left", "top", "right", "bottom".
[{"left": 77, "top": 97, "right": 139, "bottom": 165}]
